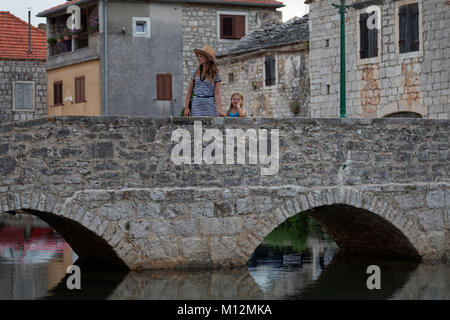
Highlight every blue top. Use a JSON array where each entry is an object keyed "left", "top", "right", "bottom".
[
  {"left": 190, "top": 69, "right": 222, "bottom": 117},
  {"left": 229, "top": 110, "right": 239, "bottom": 117}
]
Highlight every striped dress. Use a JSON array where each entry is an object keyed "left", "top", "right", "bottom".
[{"left": 190, "top": 70, "right": 222, "bottom": 117}]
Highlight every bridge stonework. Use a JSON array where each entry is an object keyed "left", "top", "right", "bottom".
[{"left": 0, "top": 117, "right": 448, "bottom": 270}]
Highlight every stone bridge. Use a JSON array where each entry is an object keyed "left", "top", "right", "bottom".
[{"left": 0, "top": 117, "right": 448, "bottom": 270}]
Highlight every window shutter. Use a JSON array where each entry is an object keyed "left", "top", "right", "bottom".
[
  {"left": 157, "top": 74, "right": 172, "bottom": 101},
  {"left": 235, "top": 15, "right": 246, "bottom": 39},
  {"left": 221, "top": 15, "right": 234, "bottom": 39},
  {"left": 54, "top": 81, "right": 63, "bottom": 105},
  {"left": 398, "top": 5, "right": 407, "bottom": 53},
  {"left": 408, "top": 3, "right": 419, "bottom": 52},
  {"left": 15, "top": 83, "right": 24, "bottom": 108},
  {"left": 23, "top": 83, "right": 33, "bottom": 109},
  {"left": 367, "top": 12, "right": 378, "bottom": 58},
  {"left": 81, "top": 77, "right": 85, "bottom": 102},
  {"left": 359, "top": 13, "right": 369, "bottom": 59},
  {"left": 265, "top": 55, "right": 276, "bottom": 86}
]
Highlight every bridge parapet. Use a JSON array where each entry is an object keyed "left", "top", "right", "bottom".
[{"left": 0, "top": 117, "right": 448, "bottom": 269}]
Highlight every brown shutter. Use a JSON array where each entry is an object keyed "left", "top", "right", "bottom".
[
  {"left": 54, "top": 81, "right": 63, "bottom": 105},
  {"left": 75, "top": 77, "right": 85, "bottom": 103},
  {"left": 221, "top": 15, "right": 234, "bottom": 39},
  {"left": 157, "top": 74, "right": 172, "bottom": 101},
  {"left": 235, "top": 15, "right": 246, "bottom": 39}
]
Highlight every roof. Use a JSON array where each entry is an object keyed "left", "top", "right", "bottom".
[
  {"left": 38, "top": 0, "right": 284, "bottom": 17},
  {"left": 0, "top": 11, "right": 46, "bottom": 60},
  {"left": 218, "top": 14, "right": 309, "bottom": 57}
]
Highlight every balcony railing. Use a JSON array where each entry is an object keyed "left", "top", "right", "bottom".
[{"left": 49, "top": 32, "right": 90, "bottom": 57}]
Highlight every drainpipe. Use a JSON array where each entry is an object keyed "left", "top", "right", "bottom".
[
  {"left": 27, "top": 8, "right": 32, "bottom": 54},
  {"left": 104, "top": 0, "right": 108, "bottom": 115}
]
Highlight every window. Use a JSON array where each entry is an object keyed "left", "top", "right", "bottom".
[
  {"left": 53, "top": 81, "right": 63, "bottom": 106},
  {"left": 13, "top": 81, "right": 34, "bottom": 111},
  {"left": 156, "top": 73, "right": 172, "bottom": 101},
  {"left": 398, "top": 3, "right": 419, "bottom": 53},
  {"left": 133, "top": 17, "right": 151, "bottom": 38},
  {"left": 229, "top": 73, "right": 234, "bottom": 84},
  {"left": 264, "top": 55, "right": 276, "bottom": 87},
  {"left": 219, "top": 14, "right": 246, "bottom": 39},
  {"left": 75, "top": 76, "right": 85, "bottom": 103},
  {"left": 359, "top": 12, "right": 378, "bottom": 59}
]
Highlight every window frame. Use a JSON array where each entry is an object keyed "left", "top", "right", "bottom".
[
  {"left": 53, "top": 81, "right": 63, "bottom": 107},
  {"left": 156, "top": 73, "right": 173, "bottom": 101},
  {"left": 75, "top": 76, "right": 86, "bottom": 104},
  {"left": 263, "top": 54, "right": 278, "bottom": 88},
  {"left": 216, "top": 11, "right": 248, "bottom": 42},
  {"left": 356, "top": 7, "right": 381, "bottom": 65},
  {"left": 12, "top": 81, "right": 35, "bottom": 112},
  {"left": 133, "top": 17, "right": 151, "bottom": 38},
  {"left": 395, "top": 0, "right": 423, "bottom": 60}
]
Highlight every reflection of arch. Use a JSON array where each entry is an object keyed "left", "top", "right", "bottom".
[
  {"left": 240, "top": 188, "right": 422, "bottom": 264},
  {"left": 2, "top": 192, "right": 129, "bottom": 270},
  {"left": 378, "top": 101, "right": 427, "bottom": 118}
]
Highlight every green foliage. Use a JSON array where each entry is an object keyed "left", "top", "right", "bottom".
[
  {"left": 289, "top": 101, "right": 300, "bottom": 115},
  {"left": 263, "top": 214, "right": 310, "bottom": 253},
  {"left": 125, "top": 221, "right": 130, "bottom": 231}
]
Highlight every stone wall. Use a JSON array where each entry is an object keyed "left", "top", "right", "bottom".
[
  {"left": 0, "top": 60, "right": 47, "bottom": 123},
  {"left": 218, "top": 43, "right": 310, "bottom": 117},
  {"left": 0, "top": 117, "right": 448, "bottom": 269},
  {"left": 181, "top": 4, "right": 282, "bottom": 104},
  {"left": 308, "top": 0, "right": 450, "bottom": 119}
]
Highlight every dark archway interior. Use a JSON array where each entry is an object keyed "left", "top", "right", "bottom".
[
  {"left": 9, "top": 209, "right": 129, "bottom": 270},
  {"left": 384, "top": 112, "right": 422, "bottom": 118},
  {"left": 305, "top": 204, "right": 421, "bottom": 261}
]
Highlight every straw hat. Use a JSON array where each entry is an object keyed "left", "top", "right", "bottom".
[{"left": 194, "top": 45, "right": 216, "bottom": 61}]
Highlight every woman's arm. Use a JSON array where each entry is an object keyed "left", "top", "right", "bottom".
[
  {"left": 214, "top": 82, "right": 225, "bottom": 117},
  {"left": 184, "top": 80, "right": 194, "bottom": 117}
]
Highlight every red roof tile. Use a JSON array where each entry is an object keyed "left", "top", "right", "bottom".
[
  {"left": 0, "top": 11, "right": 46, "bottom": 60},
  {"left": 38, "top": 0, "right": 283, "bottom": 16}
]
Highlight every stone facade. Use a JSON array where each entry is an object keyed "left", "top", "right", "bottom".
[
  {"left": 0, "top": 117, "right": 448, "bottom": 269},
  {"left": 0, "top": 60, "right": 47, "bottom": 123},
  {"left": 307, "top": 0, "right": 450, "bottom": 119},
  {"left": 217, "top": 16, "right": 310, "bottom": 117},
  {"left": 218, "top": 44, "right": 310, "bottom": 117},
  {"left": 181, "top": 4, "right": 282, "bottom": 101}
]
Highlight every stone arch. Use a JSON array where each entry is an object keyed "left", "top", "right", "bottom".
[
  {"left": 378, "top": 100, "right": 427, "bottom": 118},
  {"left": 239, "top": 188, "right": 422, "bottom": 263},
  {"left": 1, "top": 192, "right": 130, "bottom": 270}
]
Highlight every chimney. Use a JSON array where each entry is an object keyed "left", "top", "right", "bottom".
[
  {"left": 38, "top": 23, "right": 47, "bottom": 32},
  {"left": 27, "top": 9, "right": 32, "bottom": 54}
]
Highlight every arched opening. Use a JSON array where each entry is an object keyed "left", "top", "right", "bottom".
[
  {"left": 4, "top": 209, "right": 128, "bottom": 269},
  {"left": 384, "top": 112, "right": 423, "bottom": 118},
  {"left": 246, "top": 203, "right": 422, "bottom": 299}
]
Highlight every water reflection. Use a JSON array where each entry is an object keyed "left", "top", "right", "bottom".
[{"left": 0, "top": 212, "right": 449, "bottom": 300}]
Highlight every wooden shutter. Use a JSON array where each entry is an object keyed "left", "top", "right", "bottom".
[
  {"left": 235, "top": 15, "right": 246, "bottom": 39},
  {"left": 157, "top": 73, "right": 172, "bottom": 101},
  {"left": 367, "top": 11, "right": 378, "bottom": 58},
  {"left": 221, "top": 15, "right": 234, "bottom": 39},
  {"left": 398, "top": 5, "right": 408, "bottom": 53},
  {"left": 408, "top": 3, "right": 419, "bottom": 52},
  {"left": 54, "top": 81, "right": 63, "bottom": 105},
  {"left": 359, "top": 13, "right": 369, "bottom": 59},
  {"left": 75, "top": 77, "right": 85, "bottom": 103}
]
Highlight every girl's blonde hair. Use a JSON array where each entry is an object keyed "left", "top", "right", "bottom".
[
  {"left": 195, "top": 54, "right": 219, "bottom": 82},
  {"left": 228, "top": 92, "right": 245, "bottom": 115}
]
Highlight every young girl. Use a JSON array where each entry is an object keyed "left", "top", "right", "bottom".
[
  {"left": 184, "top": 45, "right": 225, "bottom": 117},
  {"left": 228, "top": 92, "right": 247, "bottom": 117}
]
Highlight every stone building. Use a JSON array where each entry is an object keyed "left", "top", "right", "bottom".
[
  {"left": 217, "top": 15, "right": 310, "bottom": 117},
  {"left": 306, "top": 0, "right": 450, "bottom": 119},
  {"left": 38, "top": 0, "right": 282, "bottom": 117},
  {"left": 0, "top": 12, "right": 47, "bottom": 123}
]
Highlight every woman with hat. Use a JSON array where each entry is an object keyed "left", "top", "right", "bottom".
[{"left": 184, "top": 45, "right": 225, "bottom": 117}]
